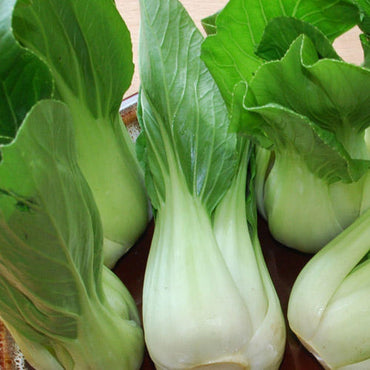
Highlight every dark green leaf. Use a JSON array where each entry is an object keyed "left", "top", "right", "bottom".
[
  {"left": 12, "top": 0, "right": 133, "bottom": 118},
  {"left": 138, "top": 0, "right": 237, "bottom": 212},
  {"left": 0, "top": 0, "right": 52, "bottom": 144},
  {"left": 256, "top": 17, "right": 340, "bottom": 61},
  {"left": 361, "top": 33, "right": 370, "bottom": 67},
  {"left": 201, "top": 11, "right": 219, "bottom": 35}
]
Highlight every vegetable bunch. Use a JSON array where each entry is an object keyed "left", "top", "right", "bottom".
[
  {"left": 137, "top": 0, "right": 285, "bottom": 368},
  {"left": 0, "top": 0, "right": 370, "bottom": 368},
  {"left": 9, "top": 0, "right": 151, "bottom": 267},
  {"left": 201, "top": 0, "right": 370, "bottom": 367},
  {"left": 202, "top": 0, "right": 370, "bottom": 254}
]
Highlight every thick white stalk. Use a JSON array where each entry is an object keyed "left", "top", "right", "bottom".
[
  {"left": 213, "top": 146, "right": 285, "bottom": 369},
  {"left": 143, "top": 170, "right": 252, "bottom": 370},
  {"left": 288, "top": 209, "right": 370, "bottom": 368},
  {"left": 264, "top": 151, "right": 343, "bottom": 252}
]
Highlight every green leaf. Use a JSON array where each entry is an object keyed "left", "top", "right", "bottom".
[
  {"left": 12, "top": 0, "right": 133, "bottom": 118},
  {"left": 0, "top": 100, "right": 144, "bottom": 369},
  {"left": 246, "top": 104, "right": 369, "bottom": 182},
  {"left": 11, "top": 0, "right": 150, "bottom": 262},
  {"left": 137, "top": 0, "right": 237, "bottom": 212},
  {"left": 0, "top": 100, "right": 103, "bottom": 314},
  {"left": 201, "top": 0, "right": 360, "bottom": 108},
  {"left": 256, "top": 16, "right": 340, "bottom": 61},
  {"left": 237, "top": 35, "right": 370, "bottom": 182},
  {"left": 0, "top": 100, "right": 102, "bottom": 352},
  {"left": 0, "top": 0, "right": 52, "bottom": 144},
  {"left": 201, "top": 11, "right": 219, "bottom": 35},
  {"left": 361, "top": 13, "right": 370, "bottom": 34},
  {"left": 361, "top": 33, "right": 370, "bottom": 67},
  {"left": 354, "top": 0, "right": 370, "bottom": 29}
]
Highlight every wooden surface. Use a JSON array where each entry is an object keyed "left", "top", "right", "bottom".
[{"left": 116, "top": 0, "right": 364, "bottom": 98}]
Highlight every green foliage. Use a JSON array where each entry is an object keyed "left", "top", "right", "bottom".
[
  {"left": 0, "top": 101, "right": 144, "bottom": 369},
  {"left": 201, "top": 0, "right": 360, "bottom": 108},
  {"left": 202, "top": 0, "right": 369, "bottom": 252},
  {"left": 11, "top": 0, "right": 150, "bottom": 265},
  {"left": 137, "top": 0, "right": 285, "bottom": 368}
]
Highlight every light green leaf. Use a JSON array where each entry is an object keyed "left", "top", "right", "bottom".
[
  {"left": 245, "top": 103, "right": 369, "bottom": 183},
  {"left": 236, "top": 35, "right": 370, "bottom": 182},
  {"left": 0, "top": 100, "right": 144, "bottom": 369},
  {"left": 201, "top": 0, "right": 360, "bottom": 108},
  {"left": 11, "top": 0, "right": 150, "bottom": 263},
  {"left": 0, "top": 100, "right": 103, "bottom": 322},
  {"left": 12, "top": 0, "right": 133, "bottom": 118}
]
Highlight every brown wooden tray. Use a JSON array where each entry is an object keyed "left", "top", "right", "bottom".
[{"left": 0, "top": 94, "right": 321, "bottom": 370}]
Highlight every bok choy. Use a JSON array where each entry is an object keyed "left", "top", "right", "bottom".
[
  {"left": 288, "top": 208, "right": 370, "bottom": 369},
  {"left": 231, "top": 34, "right": 370, "bottom": 253},
  {"left": 9, "top": 0, "right": 151, "bottom": 267},
  {"left": 137, "top": 0, "right": 285, "bottom": 368},
  {"left": 201, "top": 0, "right": 370, "bottom": 253},
  {"left": 0, "top": 100, "right": 144, "bottom": 369}
]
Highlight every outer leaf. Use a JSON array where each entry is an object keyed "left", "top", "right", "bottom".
[
  {"left": 0, "top": 0, "right": 52, "bottom": 144},
  {"left": 11, "top": 0, "right": 150, "bottom": 263},
  {"left": 12, "top": 0, "right": 133, "bottom": 118},
  {"left": 237, "top": 35, "right": 370, "bottom": 182},
  {"left": 355, "top": 0, "right": 370, "bottom": 66},
  {"left": 0, "top": 100, "right": 144, "bottom": 369},
  {"left": 137, "top": 0, "right": 237, "bottom": 212},
  {"left": 0, "top": 100, "right": 103, "bottom": 324},
  {"left": 201, "top": 0, "right": 360, "bottom": 108},
  {"left": 212, "top": 143, "right": 286, "bottom": 368},
  {"left": 246, "top": 104, "right": 369, "bottom": 183}
]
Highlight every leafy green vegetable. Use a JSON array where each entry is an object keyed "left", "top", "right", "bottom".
[
  {"left": 233, "top": 35, "right": 370, "bottom": 252},
  {"left": 137, "top": 0, "right": 285, "bottom": 367},
  {"left": 201, "top": 0, "right": 360, "bottom": 108},
  {"left": 201, "top": 0, "right": 369, "bottom": 253},
  {"left": 0, "top": 100, "right": 144, "bottom": 370},
  {"left": 288, "top": 207, "right": 370, "bottom": 369},
  {"left": 10, "top": 0, "right": 150, "bottom": 267},
  {"left": 0, "top": 0, "right": 52, "bottom": 144},
  {"left": 201, "top": 11, "right": 220, "bottom": 35},
  {"left": 202, "top": 0, "right": 370, "bottom": 365}
]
